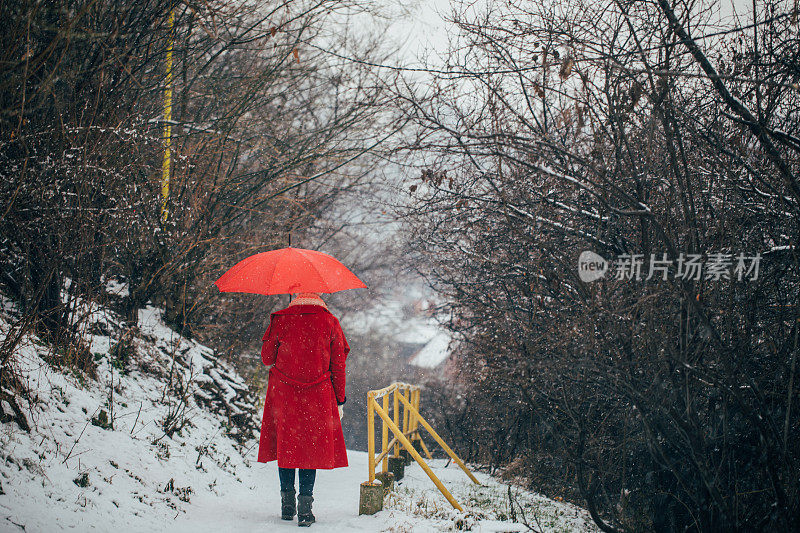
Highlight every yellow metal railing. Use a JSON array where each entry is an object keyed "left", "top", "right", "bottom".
[{"left": 365, "top": 382, "right": 480, "bottom": 511}]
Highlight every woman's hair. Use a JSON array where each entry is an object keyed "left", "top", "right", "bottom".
[{"left": 294, "top": 292, "right": 322, "bottom": 298}]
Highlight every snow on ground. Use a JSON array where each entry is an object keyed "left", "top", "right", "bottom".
[
  {"left": 0, "top": 302, "right": 597, "bottom": 532},
  {"left": 104, "top": 278, "right": 130, "bottom": 298},
  {"left": 171, "top": 451, "right": 597, "bottom": 533}
]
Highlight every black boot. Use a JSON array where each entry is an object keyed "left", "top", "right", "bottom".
[
  {"left": 297, "top": 494, "right": 315, "bottom": 527},
  {"left": 281, "top": 490, "right": 296, "bottom": 520}
]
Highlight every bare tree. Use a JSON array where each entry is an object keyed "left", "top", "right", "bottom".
[{"left": 396, "top": 0, "right": 799, "bottom": 530}]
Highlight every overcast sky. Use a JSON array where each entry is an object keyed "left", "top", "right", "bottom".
[{"left": 379, "top": 0, "right": 761, "bottom": 70}]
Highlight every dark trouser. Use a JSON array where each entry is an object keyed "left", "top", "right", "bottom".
[{"left": 279, "top": 467, "right": 316, "bottom": 496}]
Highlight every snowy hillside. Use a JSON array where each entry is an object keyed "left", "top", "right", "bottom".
[{"left": 0, "top": 301, "right": 597, "bottom": 532}]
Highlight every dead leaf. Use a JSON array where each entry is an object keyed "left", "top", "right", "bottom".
[
  {"left": 559, "top": 57, "right": 574, "bottom": 80},
  {"left": 293, "top": 48, "right": 299, "bottom": 63},
  {"left": 562, "top": 108, "right": 572, "bottom": 126},
  {"left": 629, "top": 83, "right": 642, "bottom": 109}
]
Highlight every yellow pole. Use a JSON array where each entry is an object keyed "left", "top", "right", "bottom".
[
  {"left": 367, "top": 395, "right": 375, "bottom": 483},
  {"left": 372, "top": 400, "right": 464, "bottom": 511},
  {"left": 402, "top": 389, "right": 410, "bottom": 434},
  {"left": 408, "top": 388, "right": 423, "bottom": 456},
  {"left": 161, "top": 6, "right": 175, "bottom": 224},
  {"left": 412, "top": 389, "right": 431, "bottom": 458},
  {"left": 393, "top": 389, "right": 400, "bottom": 456},
  {"left": 410, "top": 389, "right": 419, "bottom": 437},
  {"left": 396, "top": 391, "right": 480, "bottom": 485},
  {"left": 381, "top": 394, "right": 389, "bottom": 472}
]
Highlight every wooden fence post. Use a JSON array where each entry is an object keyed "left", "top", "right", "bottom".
[
  {"left": 381, "top": 394, "right": 389, "bottom": 472},
  {"left": 367, "top": 395, "right": 375, "bottom": 483}
]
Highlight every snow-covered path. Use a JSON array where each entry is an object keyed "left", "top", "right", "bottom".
[
  {"left": 172, "top": 450, "right": 597, "bottom": 533},
  {"left": 171, "top": 451, "right": 382, "bottom": 532}
]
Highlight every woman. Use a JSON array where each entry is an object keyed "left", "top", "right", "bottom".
[{"left": 258, "top": 292, "right": 349, "bottom": 527}]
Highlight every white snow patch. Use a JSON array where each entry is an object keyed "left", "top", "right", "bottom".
[{"left": 105, "top": 278, "right": 130, "bottom": 298}]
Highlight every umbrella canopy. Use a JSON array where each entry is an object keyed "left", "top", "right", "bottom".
[{"left": 214, "top": 247, "right": 367, "bottom": 295}]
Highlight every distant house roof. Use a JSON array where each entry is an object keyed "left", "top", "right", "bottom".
[
  {"left": 408, "top": 332, "right": 451, "bottom": 369},
  {"left": 398, "top": 341, "right": 425, "bottom": 361}
]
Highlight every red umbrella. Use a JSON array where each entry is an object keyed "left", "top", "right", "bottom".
[{"left": 214, "top": 247, "right": 367, "bottom": 295}]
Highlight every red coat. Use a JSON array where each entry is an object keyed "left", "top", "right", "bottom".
[{"left": 257, "top": 304, "right": 349, "bottom": 469}]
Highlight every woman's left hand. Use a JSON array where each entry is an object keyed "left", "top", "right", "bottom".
[{"left": 338, "top": 405, "right": 344, "bottom": 419}]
